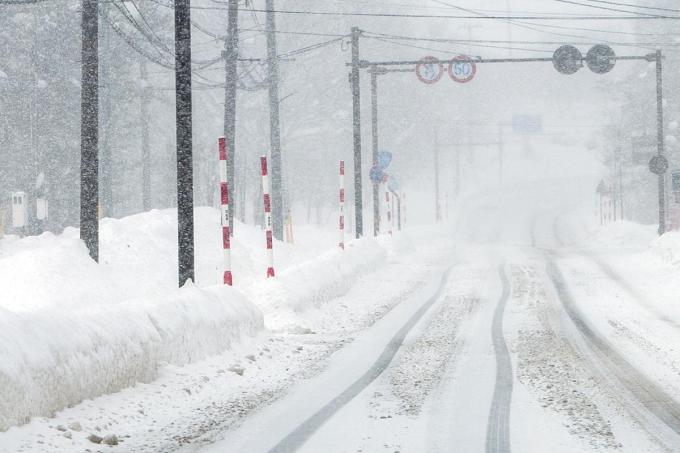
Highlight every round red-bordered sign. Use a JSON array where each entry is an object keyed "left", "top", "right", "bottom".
[
  {"left": 448, "top": 55, "right": 477, "bottom": 83},
  {"left": 416, "top": 56, "right": 444, "bottom": 85}
]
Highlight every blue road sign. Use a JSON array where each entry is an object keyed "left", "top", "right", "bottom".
[
  {"left": 377, "top": 151, "right": 393, "bottom": 170},
  {"left": 512, "top": 115, "right": 543, "bottom": 134},
  {"left": 370, "top": 166, "right": 385, "bottom": 184}
]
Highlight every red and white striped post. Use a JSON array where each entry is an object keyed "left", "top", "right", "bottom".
[
  {"left": 390, "top": 191, "right": 395, "bottom": 233},
  {"left": 385, "top": 186, "right": 392, "bottom": 236},
  {"left": 261, "top": 156, "right": 275, "bottom": 278},
  {"left": 218, "top": 137, "right": 233, "bottom": 286},
  {"left": 339, "top": 160, "right": 345, "bottom": 250}
]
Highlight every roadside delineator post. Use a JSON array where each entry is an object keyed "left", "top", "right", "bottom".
[
  {"left": 339, "top": 160, "right": 346, "bottom": 250},
  {"left": 391, "top": 191, "right": 395, "bottom": 233},
  {"left": 385, "top": 186, "right": 392, "bottom": 236},
  {"left": 261, "top": 156, "right": 275, "bottom": 278},
  {"left": 218, "top": 137, "right": 233, "bottom": 286}
]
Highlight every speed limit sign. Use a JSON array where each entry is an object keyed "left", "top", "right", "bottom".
[
  {"left": 448, "top": 55, "right": 477, "bottom": 83},
  {"left": 416, "top": 56, "right": 444, "bottom": 85}
]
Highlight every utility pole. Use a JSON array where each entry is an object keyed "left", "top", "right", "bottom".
[
  {"left": 175, "top": 0, "right": 195, "bottom": 286},
  {"left": 140, "top": 59, "right": 151, "bottom": 211},
  {"left": 619, "top": 161, "right": 624, "bottom": 220},
  {"left": 350, "top": 27, "right": 363, "bottom": 238},
  {"left": 498, "top": 125, "right": 504, "bottom": 187},
  {"left": 80, "top": 0, "right": 99, "bottom": 262},
  {"left": 223, "top": 0, "right": 238, "bottom": 234},
  {"left": 434, "top": 130, "right": 441, "bottom": 222},
  {"left": 656, "top": 49, "right": 666, "bottom": 235},
  {"left": 267, "top": 0, "right": 284, "bottom": 241},
  {"left": 370, "top": 65, "right": 380, "bottom": 236},
  {"left": 454, "top": 143, "right": 461, "bottom": 199},
  {"left": 100, "top": 14, "right": 113, "bottom": 218}
]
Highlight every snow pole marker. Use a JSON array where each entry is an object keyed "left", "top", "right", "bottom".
[
  {"left": 385, "top": 187, "right": 392, "bottom": 236},
  {"left": 261, "top": 156, "right": 275, "bottom": 278},
  {"left": 339, "top": 160, "right": 345, "bottom": 250},
  {"left": 218, "top": 137, "right": 233, "bottom": 286},
  {"left": 391, "top": 191, "right": 395, "bottom": 233}
]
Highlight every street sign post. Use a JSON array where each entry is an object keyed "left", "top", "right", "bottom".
[
  {"left": 370, "top": 166, "right": 384, "bottom": 184},
  {"left": 377, "top": 151, "right": 393, "bottom": 170},
  {"left": 354, "top": 45, "right": 666, "bottom": 234},
  {"left": 448, "top": 55, "right": 477, "bottom": 83},
  {"left": 416, "top": 56, "right": 443, "bottom": 85}
]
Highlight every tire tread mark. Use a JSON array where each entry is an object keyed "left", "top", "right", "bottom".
[
  {"left": 485, "top": 263, "right": 513, "bottom": 453},
  {"left": 547, "top": 258, "right": 680, "bottom": 448},
  {"left": 268, "top": 268, "right": 453, "bottom": 453}
]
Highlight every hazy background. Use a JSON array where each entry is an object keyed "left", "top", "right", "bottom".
[{"left": 1, "top": 0, "right": 677, "bottom": 234}]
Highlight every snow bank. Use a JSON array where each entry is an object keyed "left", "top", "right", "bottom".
[
  {"left": 0, "top": 286, "right": 261, "bottom": 431},
  {"left": 589, "top": 220, "right": 657, "bottom": 249},
  {"left": 650, "top": 231, "right": 680, "bottom": 267},
  {"left": 248, "top": 237, "right": 389, "bottom": 329},
  {"left": 0, "top": 208, "right": 396, "bottom": 430}
]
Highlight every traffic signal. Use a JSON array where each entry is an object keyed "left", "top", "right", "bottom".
[
  {"left": 586, "top": 45, "right": 616, "bottom": 74},
  {"left": 553, "top": 45, "right": 583, "bottom": 75},
  {"left": 553, "top": 44, "right": 616, "bottom": 75}
]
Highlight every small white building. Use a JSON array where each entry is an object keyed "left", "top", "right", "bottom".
[{"left": 11, "top": 191, "right": 27, "bottom": 229}]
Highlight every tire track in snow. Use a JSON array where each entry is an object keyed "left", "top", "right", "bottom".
[
  {"left": 547, "top": 257, "right": 680, "bottom": 450},
  {"left": 267, "top": 268, "right": 453, "bottom": 453},
  {"left": 485, "top": 263, "right": 513, "bottom": 453},
  {"left": 549, "top": 216, "right": 680, "bottom": 449}
]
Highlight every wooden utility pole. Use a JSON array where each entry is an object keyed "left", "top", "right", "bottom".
[
  {"left": 223, "top": 0, "right": 239, "bottom": 233},
  {"left": 141, "top": 59, "right": 151, "bottom": 211},
  {"left": 267, "top": 0, "right": 284, "bottom": 240},
  {"left": 80, "top": 0, "right": 99, "bottom": 261},
  {"left": 350, "top": 27, "right": 363, "bottom": 238},
  {"left": 175, "top": 0, "right": 195, "bottom": 286}
]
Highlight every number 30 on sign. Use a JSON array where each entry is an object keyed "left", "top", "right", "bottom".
[{"left": 415, "top": 56, "right": 444, "bottom": 85}]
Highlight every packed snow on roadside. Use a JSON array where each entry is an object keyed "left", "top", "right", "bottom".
[{"left": 0, "top": 207, "right": 390, "bottom": 432}]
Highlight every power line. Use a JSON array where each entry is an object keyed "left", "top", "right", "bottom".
[
  {"left": 583, "top": 0, "right": 680, "bottom": 14},
  {"left": 120, "top": 2, "right": 680, "bottom": 20},
  {"left": 429, "top": 0, "right": 661, "bottom": 50},
  {"left": 552, "top": 0, "right": 672, "bottom": 17},
  {"left": 0, "top": 0, "right": 56, "bottom": 4},
  {"left": 363, "top": 30, "right": 680, "bottom": 49},
  {"left": 366, "top": 35, "right": 553, "bottom": 54}
]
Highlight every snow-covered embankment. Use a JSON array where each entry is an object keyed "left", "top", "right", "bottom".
[{"left": 0, "top": 208, "right": 390, "bottom": 431}]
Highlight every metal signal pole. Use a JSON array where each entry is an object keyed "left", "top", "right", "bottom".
[
  {"left": 175, "top": 0, "right": 195, "bottom": 286},
  {"left": 80, "top": 0, "right": 99, "bottom": 262},
  {"left": 350, "top": 27, "right": 363, "bottom": 238},
  {"left": 224, "top": 0, "right": 238, "bottom": 234},
  {"left": 267, "top": 0, "right": 284, "bottom": 241}
]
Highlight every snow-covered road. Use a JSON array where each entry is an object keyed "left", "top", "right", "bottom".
[
  {"left": 194, "top": 197, "right": 680, "bottom": 453},
  {"left": 5, "top": 191, "right": 680, "bottom": 453}
]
